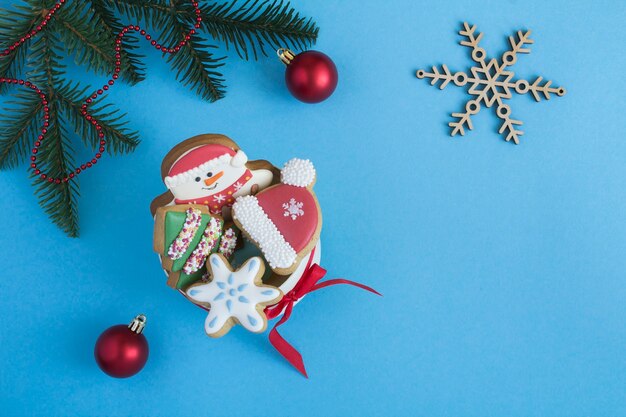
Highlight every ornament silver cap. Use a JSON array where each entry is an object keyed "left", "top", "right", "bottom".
[
  {"left": 277, "top": 48, "right": 296, "bottom": 65},
  {"left": 128, "top": 314, "right": 147, "bottom": 334}
]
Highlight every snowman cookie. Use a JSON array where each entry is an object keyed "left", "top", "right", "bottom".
[
  {"left": 150, "top": 134, "right": 277, "bottom": 219},
  {"left": 232, "top": 158, "right": 322, "bottom": 275}
]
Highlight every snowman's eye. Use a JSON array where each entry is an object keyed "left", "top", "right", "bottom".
[
  {"left": 206, "top": 172, "right": 213, "bottom": 178},
  {"left": 195, "top": 177, "right": 201, "bottom": 182}
]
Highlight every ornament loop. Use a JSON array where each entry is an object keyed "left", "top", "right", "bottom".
[
  {"left": 277, "top": 48, "right": 295, "bottom": 65},
  {"left": 128, "top": 314, "right": 147, "bottom": 334}
]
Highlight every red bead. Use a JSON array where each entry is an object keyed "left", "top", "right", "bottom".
[
  {"left": 150, "top": 40, "right": 156, "bottom": 46},
  {"left": 140, "top": 30, "right": 146, "bottom": 35},
  {"left": 91, "top": 158, "right": 97, "bottom": 164},
  {"left": 96, "top": 153, "right": 102, "bottom": 158},
  {"left": 283, "top": 50, "right": 339, "bottom": 103},
  {"left": 113, "top": 74, "right": 119, "bottom": 80},
  {"left": 69, "top": 173, "right": 75, "bottom": 178},
  {"left": 86, "top": 162, "right": 92, "bottom": 168},
  {"left": 108, "top": 80, "right": 114, "bottom": 86},
  {"left": 94, "top": 324, "right": 149, "bottom": 378},
  {"left": 145, "top": 35, "right": 151, "bottom": 40},
  {"left": 103, "top": 86, "right": 109, "bottom": 91},
  {"left": 99, "top": 147, "right": 105, "bottom": 152},
  {"left": 30, "top": 163, "right": 36, "bottom": 168},
  {"left": 31, "top": 155, "right": 37, "bottom": 161},
  {"left": 55, "top": 179, "right": 61, "bottom": 184},
  {"left": 81, "top": 164, "right": 86, "bottom": 170},
  {"left": 35, "top": 169, "right": 41, "bottom": 175},
  {"left": 40, "top": 174, "right": 46, "bottom": 179},
  {"left": 75, "top": 168, "right": 81, "bottom": 174},
  {"left": 48, "top": 177, "right": 54, "bottom": 183},
  {"left": 100, "top": 140, "right": 106, "bottom": 145},
  {"left": 34, "top": 141, "right": 41, "bottom": 147},
  {"left": 32, "top": 149, "right": 38, "bottom": 154}
]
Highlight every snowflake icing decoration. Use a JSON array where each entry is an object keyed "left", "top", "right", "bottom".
[
  {"left": 283, "top": 198, "right": 304, "bottom": 220},
  {"left": 186, "top": 254, "right": 282, "bottom": 337},
  {"left": 416, "top": 22, "right": 566, "bottom": 144}
]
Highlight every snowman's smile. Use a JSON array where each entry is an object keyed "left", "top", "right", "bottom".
[{"left": 202, "top": 183, "right": 218, "bottom": 191}]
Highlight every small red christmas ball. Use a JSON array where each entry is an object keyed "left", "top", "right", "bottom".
[
  {"left": 94, "top": 315, "right": 149, "bottom": 378},
  {"left": 280, "top": 49, "right": 338, "bottom": 103}
]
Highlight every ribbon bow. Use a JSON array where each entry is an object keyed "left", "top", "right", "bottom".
[{"left": 265, "top": 263, "right": 381, "bottom": 378}]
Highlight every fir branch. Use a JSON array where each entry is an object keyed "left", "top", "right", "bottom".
[
  {"left": 201, "top": 0, "right": 319, "bottom": 60},
  {"left": 162, "top": 3, "right": 226, "bottom": 101},
  {"left": 0, "top": 90, "right": 43, "bottom": 168},
  {"left": 27, "top": 24, "right": 80, "bottom": 236},
  {"left": 55, "top": 2, "right": 115, "bottom": 76},
  {"left": 103, "top": 0, "right": 173, "bottom": 29},
  {"left": 0, "top": 4, "right": 40, "bottom": 93},
  {"left": 31, "top": 109, "right": 80, "bottom": 237},
  {"left": 57, "top": 82, "right": 140, "bottom": 154},
  {"left": 89, "top": 0, "right": 146, "bottom": 84}
]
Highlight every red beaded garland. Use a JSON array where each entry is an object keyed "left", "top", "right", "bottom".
[{"left": 0, "top": 0, "right": 202, "bottom": 183}]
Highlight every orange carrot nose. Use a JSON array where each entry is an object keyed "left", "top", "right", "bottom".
[{"left": 204, "top": 171, "right": 224, "bottom": 186}]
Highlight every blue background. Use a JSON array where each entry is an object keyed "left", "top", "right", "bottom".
[{"left": 1, "top": 0, "right": 625, "bottom": 416}]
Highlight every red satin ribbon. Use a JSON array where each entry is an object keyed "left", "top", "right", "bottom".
[{"left": 265, "top": 263, "right": 381, "bottom": 378}]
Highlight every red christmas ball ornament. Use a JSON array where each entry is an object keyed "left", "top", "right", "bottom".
[
  {"left": 94, "top": 314, "right": 149, "bottom": 378},
  {"left": 278, "top": 49, "right": 338, "bottom": 103}
]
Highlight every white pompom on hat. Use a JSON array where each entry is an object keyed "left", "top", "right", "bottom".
[{"left": 280, "top": 158, "right": 316, "bottom": 187}]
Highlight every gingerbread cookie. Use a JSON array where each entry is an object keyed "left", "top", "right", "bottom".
[
  {"left": 186, "top": 254, "right": 282, "bottom": 337},
  {"left": 154, "top": 204, "right": 236, "bottom": 289},
  {"left": 150, "top": 134, "right": 278, "bottom": 219},
  {"left": 232, "top": 158, "right": 322, "bottom": 275}
]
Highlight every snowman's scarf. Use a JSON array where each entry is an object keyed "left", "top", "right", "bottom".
[{"left": 174, "top": 169, "right": 252, "bottom": 214}]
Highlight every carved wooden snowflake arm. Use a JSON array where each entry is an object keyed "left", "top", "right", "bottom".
[
  {"left": 449, "top": 98, "right": 482, "bottom": 136},
  {"left": 416, "top": 65, "right": 470, "bottom": 90},
  {"left": 500, "top": 30, "right": 533, "bottom": 69},
  {"left": 495, "top": 102, "right": 524, "bottom": 144},
  {"left": 512, "top": 77, "right": 567, "bottom": 102},
  {"left": 459, "top": 22, "right": 486, "bottom": 65}
]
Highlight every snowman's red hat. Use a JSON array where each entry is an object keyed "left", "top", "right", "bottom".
[
  {"left": 164, "top": 144, "right": 247, "bottom": 188},
  {"left": 233, "top": 158, "right": 319, "bottom": 271}
]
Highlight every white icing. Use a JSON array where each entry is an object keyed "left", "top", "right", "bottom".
[
  {"left": 282, "top": 198, "right": 304, "bottom": 220},
  {"left": 164, "top": 153, "right": 233, "bottom": 188},
  {"left": 232, "top": 195, "right": 298, "bottom": 269},
  {"left": 281, "top": 158, "right": 316, "bottom": 187},
  {"left": 186, "top": 254, "right": 281, "bottom": 335}
]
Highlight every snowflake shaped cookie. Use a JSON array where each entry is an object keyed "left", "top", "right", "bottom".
[
  {"left": 416, "top": 22, "right": 566, "bottom": 144},
  {"left": 186, "top": 254, "right": 282, "bottom": 337},
  {"left": 282, "top": 198, "right": 304, "bottom": 220}
]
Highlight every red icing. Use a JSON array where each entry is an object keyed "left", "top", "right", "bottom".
[
  {"left": 256, "top": 184, "right": 318, "bottom": 253},
  {"left": 168, "top": 144, "right": 235, "bottom": 177}
]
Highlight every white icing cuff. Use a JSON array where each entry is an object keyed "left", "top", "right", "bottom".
[
  {"left": 232, "top": 196, "right": 297, "bottom": 269},
  {"left": 281, "top": 158, "right": 315, "bottom": 187}
]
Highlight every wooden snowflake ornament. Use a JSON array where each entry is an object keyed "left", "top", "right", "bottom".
[{"left": 416, "top": 22, "right": 566, "bottom": 144}]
